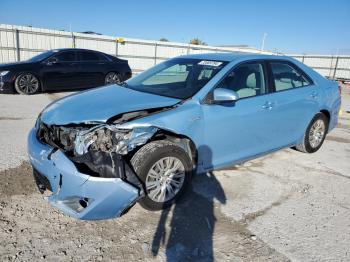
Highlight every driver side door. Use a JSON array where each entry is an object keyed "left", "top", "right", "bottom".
[
  {"left": 201, "top": 61, "right": 278, "bottom": 169},
  {"left": 42, "top": 50, "right": 80, "bottom": 90}
]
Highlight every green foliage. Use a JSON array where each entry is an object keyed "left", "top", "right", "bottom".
[{"left": 189, "top": 38, "right": 207, "bottom": 45}]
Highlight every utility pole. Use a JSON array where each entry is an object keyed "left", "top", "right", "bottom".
[
  {"left": 69, "top": 23, "right": 75, "bottom": 48},
  {"left": 261, "top": 33, "right": 267, "bottom": 51}
]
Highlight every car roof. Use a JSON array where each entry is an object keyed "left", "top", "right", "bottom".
[
  {"left": 51, "top": 48, "right": 102, "bottom": 53},
  {"left": 178, "top": 52, "right": 290, "bottom": 62}
]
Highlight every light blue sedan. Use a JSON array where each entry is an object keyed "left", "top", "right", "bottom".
[{"left": 28, "top": 53, "right": 341, "bottom": 220}]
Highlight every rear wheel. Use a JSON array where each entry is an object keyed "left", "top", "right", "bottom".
[
  {"left": 130, "top": 140, "right": 193, "bottom": 210},
  {"left": 104, "top": 72, "right": 121, "bottom": 85},
  {"left": 14, "top": 73, "right": 40, "bottom": 94},
  {"left": 295, "top": 113, "right": 329, "bottom": 153}
]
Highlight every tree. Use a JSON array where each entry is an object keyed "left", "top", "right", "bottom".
[
  {"left": 189, "top": 38, "right": 207, "bottom": 46},
  {"left": 159, "top": 38, "right": 169, "bottom": 42}
]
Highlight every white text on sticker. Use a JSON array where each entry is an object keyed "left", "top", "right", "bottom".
[{"left": 198, "top": 60, "right": 223, "bottom": 67}]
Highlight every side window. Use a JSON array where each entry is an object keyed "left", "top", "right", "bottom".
[
  {"left": 216, "top": 63, "right": 266, "bottom": 99},
  {"left": 143, "top": 64, "right": 189, "bottom": 85},
  {"left": 270, "top": 62, "right": 311, "bottom": 91},
  {"left": 97, "top": 53, "right": 109, "bottom": 62},
  {"left": 53, "top": 51, "right": 76, "bottom": 62},
  {"left": 78, "top": 51, "right": 102, "bottom": 62}
]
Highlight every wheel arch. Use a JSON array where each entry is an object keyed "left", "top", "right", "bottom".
[
  {"left": 148, "top": 129, "right": 198, "bottom": 169},
  {"left": 319, "top": 109, "right": 331, "bottom": 131},
  {"left": 320, "top": 109, "right": 330, "bottom": 121},
  {"left": 105, "top": 71, "right": 120, "bottom": 77}
]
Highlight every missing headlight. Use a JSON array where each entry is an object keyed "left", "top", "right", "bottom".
[{"left": 74, "top": 125, "right": 157, "bottom": 156}]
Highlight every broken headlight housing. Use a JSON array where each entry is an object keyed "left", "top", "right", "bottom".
[{"left": 74, "top": 125, "right": 157, "bottom": 156}]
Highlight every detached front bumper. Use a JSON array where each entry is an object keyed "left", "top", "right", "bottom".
[{"left": 27, "top": 128, "right": 140, "bottom": 220}]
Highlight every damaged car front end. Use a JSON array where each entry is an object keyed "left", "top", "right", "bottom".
[
  {"left": 26, "top": 70, "right": 187, "bottom": 220},
  {"left": 28, "top": 117, "right": 160, "bottom": 220}
]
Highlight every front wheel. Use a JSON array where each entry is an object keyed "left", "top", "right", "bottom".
[
  {"left": 14, "top": 73, "right": 40, "bottom": 94},
  {"left": 130, "top": 140, "right": 193, "bottom": 210},
  {"left": 295, "top": 113, "right": 329, "bottom": 153}
]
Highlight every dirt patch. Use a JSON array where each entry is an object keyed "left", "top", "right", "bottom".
[
  {"left": 0, "top": 163, "right": 288, "bottom": 261},
  {"left": 0, "top": 162, "right": 36, "bottom": 197}
]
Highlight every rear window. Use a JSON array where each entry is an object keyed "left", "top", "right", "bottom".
[
  {"left": 78, "top": 51, "right": 106, "bottom": 61},
  {"left": 270, "top": 62, "right": 311, "bottom": 91}
]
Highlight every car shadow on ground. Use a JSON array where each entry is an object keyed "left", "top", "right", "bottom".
[{"left": 151, "top": 145, "right": 226, "bottom": 261}]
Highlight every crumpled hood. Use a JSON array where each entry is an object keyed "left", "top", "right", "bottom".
[{"left": 40, "top": 85, "right": 181, "bottom": 125}]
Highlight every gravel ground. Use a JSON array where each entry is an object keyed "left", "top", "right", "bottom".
[{"left": 0, "top": 86, "right": 349, "bottom": 261}]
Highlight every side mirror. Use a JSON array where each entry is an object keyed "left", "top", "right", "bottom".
[
  {"left": 212, "top": 88, "right": 239, "bottom": 104},
  {"left": 45, "top": 57, "right": 58, "bottom": 65}
]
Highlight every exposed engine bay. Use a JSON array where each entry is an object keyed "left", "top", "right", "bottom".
[{"left": 35, "top": 109, "right": 168, "bottom": 193}]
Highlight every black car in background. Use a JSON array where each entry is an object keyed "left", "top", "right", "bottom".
[{"left": 0, "top": 48, "right": 132, "bottom": 94}]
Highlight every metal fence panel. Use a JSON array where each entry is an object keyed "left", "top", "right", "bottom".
[
  {"left": 1, "top": 24, "right": 350, "bottom": 81},
  {"left": 290, "top": 55, "right": 350, "bottom": 80}
]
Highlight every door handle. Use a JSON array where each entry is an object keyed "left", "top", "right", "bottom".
[{"left": 262, "top": 101, "right": 274, "bottom": 110}]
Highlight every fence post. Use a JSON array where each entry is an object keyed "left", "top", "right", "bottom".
[
  {"left": 187, "top": 44, "right": 190, "bottom": 54},
  {"left": 15, "top": 29, "right": 20, "bottom": 61},
  {"left": 302, "top": 55, "right": 305, "bottom": 63},
  {"left": 71, "top": 33, "right": 76, "bottom": 48},
  {"left": 115, "top": 41, "right": 118, "bottom": 57},
  {"left": 333, "top": 56, "right": 339, "bottom": 80},
  {"left": 154, "top": 43, "right": 158, "bottom": 65}
]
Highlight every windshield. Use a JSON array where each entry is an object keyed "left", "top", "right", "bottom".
[
  {"left": 126, "top": 58, "right": 228, "bottom": 99},
  {"left": 27, "top": 50, "right": 57, "bottom": 62}
]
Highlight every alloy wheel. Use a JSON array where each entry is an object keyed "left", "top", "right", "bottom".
[
  {"left": 309, "top": 119, "right": 325, "bottom": 148},
  {"left": 145, "top": 157, "right": 186, "bottom": 203},
  {"left": 17, "top": 73, "right": 39, "bottom": 94}
]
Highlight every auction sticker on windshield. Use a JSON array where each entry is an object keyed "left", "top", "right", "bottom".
[{"left": 198, "top": 60, "right": 223, "bottom": 67}]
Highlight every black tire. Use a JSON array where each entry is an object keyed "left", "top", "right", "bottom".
[
  {"left": 14, "top": 73, "right": 40, "bottom": 95},
  {"left": 104, "top": 72, "right": 121, "bottom": 85},
  {"left": 130, "top": 140, "right": 193, "bottom": 211},
  {"left": 295, "top": 113, "right": 329, "bottom": 153}
]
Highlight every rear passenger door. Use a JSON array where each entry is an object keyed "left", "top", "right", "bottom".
[
  {"left": 265, "top": 60, "right": 320, "bottom": 147},
  {"left": 76, "top": 51, "right": 109, "bottom": 88}
]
